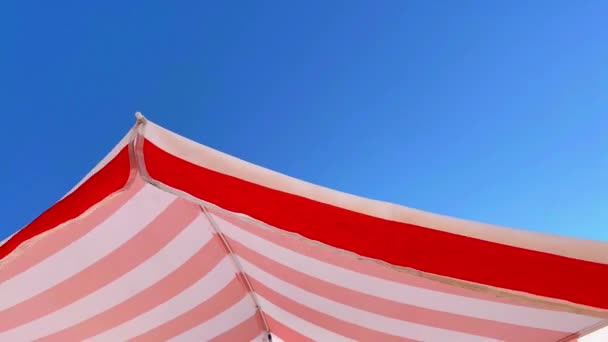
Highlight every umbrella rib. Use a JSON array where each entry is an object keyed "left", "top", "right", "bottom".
[
  {"left": 200, "top": 205, "right": 273, "bottom": 341},
  {"left": 130, "top": 115, "right": 272, "bottom": 341}
]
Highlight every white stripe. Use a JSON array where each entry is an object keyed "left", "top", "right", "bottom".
[
  {"left": 258, "top": 297, "right": 355, "bottom": 342},
  {"left": 0, "top": 185, "right": 174, "bottom": 310},
  {"left": 0, "top": 215, "right": 213, "bottom": 341},
  {"left": 580, "top": 326, "right": 608, "bottom": 342},
  {"left": 170, "top": 296, "right": 257, "bottom": 341},
  {"left": 241, "top": 258, "right": 495, "bottom": 342},
  {"left": 213, "top": 214, "right": 599, "bottom": 332},
  {"left": 86, "top": 257, "right": 238, "bottom": 342}
]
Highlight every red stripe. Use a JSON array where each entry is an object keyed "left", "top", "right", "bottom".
[
  {"left": 229, "top": 238, "right": 567, "bottom": 342},
  {"left": 265, "top": 315, "right": 314, "bottom": 342},
  {"left": 210, "top": 208, "right": 545, "bottom": 307},
  {"left": 143, "top": 139, "right": 608, "bottom": 310},
  {"left": 0, "top": 147, "right": 132, "bottom": 261},
  {"left": 0, "top": 198, "right": 199, "bottom": 332},
  {"left": 37, "top": 236, "right": 227, "bottom": 342},
  {"left": 209, "top": 314, "right": 264, "bottom": 342},
  {"left": 128, "top": 277, "right": 249, "bottom": 341},
  {"left": 0, "top": 177, "right": 145, "bottom": 284},
  {"left": 250, "top": 278, "right": 415, "bottom": 341}
]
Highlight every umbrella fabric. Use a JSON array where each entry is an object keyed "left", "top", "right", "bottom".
[{"left": 1, "top": 114, "right": 606, "bottom": 341}]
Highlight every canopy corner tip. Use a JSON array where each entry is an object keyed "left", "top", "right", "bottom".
[{"left": 134, "top": 111, "right": 147, "bottom": 124}]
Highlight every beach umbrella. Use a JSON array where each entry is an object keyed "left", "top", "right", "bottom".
[{"left": 1, "top": 113, "right": 606, "bottom": 341}]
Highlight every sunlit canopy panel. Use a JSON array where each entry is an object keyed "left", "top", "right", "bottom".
[{"left": 1, "top": 114, "right": 606, "bottom": 341}]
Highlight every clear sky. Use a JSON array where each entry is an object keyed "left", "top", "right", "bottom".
[{"left": 1, "top": 1, "right": 606, "bottom": 242}]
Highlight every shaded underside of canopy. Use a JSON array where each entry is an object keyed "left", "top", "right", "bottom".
[{"left": 1, "top": 114, "right": 606, "bottom": 341}]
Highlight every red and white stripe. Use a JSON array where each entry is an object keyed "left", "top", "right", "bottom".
[
  {"left": 210, "top": 210, "right": 602, "bottom": 341},
  {"left": 1, "top": 114, "right": 606, "bottom": 341}
]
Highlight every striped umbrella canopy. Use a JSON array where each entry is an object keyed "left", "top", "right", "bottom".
[{"left": 1, "top": 113, "right": 606, "bottom": 342}]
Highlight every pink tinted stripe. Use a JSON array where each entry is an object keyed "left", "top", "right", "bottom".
[
  {"left": 0, "top": 177, "right": 145, "bottom": 283},
  {"left": 250, "top": 278, "right": 415, "bottom": 342},
  {"left": 211, "top": 209, "right": 549, "bottom": 308},
  {"left": 265, "top": 315, "right": 314, "bottom": 342},
  {"left": 209, "top": 314, "right": 264, "bottom": 342},
  {"left": 0, "top": 198, "right": 198, "bottom": 332},
  {"left": 230, "top": 238, "right": 566, "bottom": 342},
  {"left": 37, "top": 236, "right": 226, "bottom": 342},
  {"left": 129, "top": 277, "right": 248, "bottom": 341}
]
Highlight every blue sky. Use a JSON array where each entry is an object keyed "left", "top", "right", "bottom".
[{"left": 1, "top": 1, "right": 606, "bottom": 242}]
